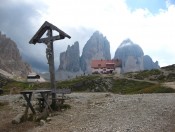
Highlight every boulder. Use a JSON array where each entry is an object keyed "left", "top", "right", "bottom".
[{"left": 12, "top": 113, "right": 25, "bottom": 124}]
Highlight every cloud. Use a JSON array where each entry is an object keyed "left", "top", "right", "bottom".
[
  {"left": 0, "top": 0, "right": 48, "bottom": 72},
  {"left": 0, "top": 0, "right": 95, "bottom": 72},
  {"left": 0, "top": 0, "right": 175, "bottom": 72},
  {"left": 166, "top": 0, "right": 175, "bottom": 5}
]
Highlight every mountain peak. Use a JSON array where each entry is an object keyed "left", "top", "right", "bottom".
[
  {"left": 93, "top": 31, "right": 100, "bottom": 35},
  {"left": 0, "top": 32, "right": 32, "bottom": 78},
  {"left": 120, "top": 38, "right": 134, "bottom": 47},
  {"left": 80, "top": 31, "right": 111, "bottom": 72},
  {"left": 58, "top": 41, "right": 80, "bottom": 72}
]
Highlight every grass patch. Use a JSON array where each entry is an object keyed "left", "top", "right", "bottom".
[
  {"left": 57, "top": 75, "right": 100, "bottom": 92},
  {"left": 134, "top": 69, "right": 162, "bottom": 80},
  {"left": 111, "top": 79, "right": 153, "bottom": 94},
  {"left": 2, "top": 81, "right": 50, "bottom": 94},
  {"left": 1, "top": 73, "right": 175, "bottom": 95},
  {"left": 111, "top": 79, "right": 175, "bottom": 94},
  {"left": 137, "top": 84, "right": 175, "bottom": 93}
]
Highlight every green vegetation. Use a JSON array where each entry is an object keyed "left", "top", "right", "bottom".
[
  {"left": 124, "top": 69, "right": 169, "bottom": 82},
  {"left": 166, "top": 73, "right": 175, "bottom": 82},
  {"left": 1, "top": 73, "right": 175, "bottom": 95},
  {"left": 56, "top": 75, "right": 100, "bottom": 92},
  {"left": 2, "top": 81, "right": 50, "bottom": 94},
  {"left": 110, "top": 79, "right": 175, "bottom": 94},
  {"left": 134, "top": 69, "right": 162, "bottom": 79},
  {"left": 162, "top": 64, "right": 175, "bottom": 71},
  {"left": 137, "top": 84, "right": 175, "bottom": 93}
]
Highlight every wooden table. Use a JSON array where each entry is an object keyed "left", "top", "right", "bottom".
[
  {"left": 20, "top": 90, "right": 52, "bottom": 114},
  {"left": 35, "top": 90, "right": 52, "bottom": 112},
  {"left": 20, "top": 90, "right": 36, "bottom": 114}
]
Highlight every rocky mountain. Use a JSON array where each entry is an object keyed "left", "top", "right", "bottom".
[
  {"left": 143, "top": 55, "right": 160, "bottom": 70},
  {"left": 80, "top": 31, "right": 111, "bottom": 72},
  {"left": 56, "top": 31, "right": 111, "bottom": 80},
  {"left": 0, "top": 32, "right": 32, "bottom": 78},
  {"left": 114, "top": 39, "right": 159, "bottom": 73},
  {"left": 57, "top": 33, "right": 160, "bottom": 80},
  {"left": 58, "top": 41, "right": 80, "bottom": 72},
  {"left": 56, "top": 41, "right": 82, "bottom": 80}
]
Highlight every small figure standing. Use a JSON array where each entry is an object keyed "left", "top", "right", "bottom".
[
  {"left": 45, "top": 30, "right": 52, "bottom": 64},
  {"left": 46, "top": 43, "right": 52, "bottom": 64}
]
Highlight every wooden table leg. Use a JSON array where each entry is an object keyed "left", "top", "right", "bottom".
[
  {"left": 22, "top": 93, "right": 36, "bottom": 114},
  {"left": 40, "top": 93, "right": 52, "bottom": 112}
]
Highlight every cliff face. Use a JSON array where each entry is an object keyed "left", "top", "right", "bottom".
[
  {"left": 143, "top": 55, "right": 160, "bottom": 70},
  {"left": 80, "top": 31, "right": 111, "bottom": 72},
  {"left": 114, "top": 39, "right": 159, "bottom": 73},
  {"left": 57, "top": 32, "right": 160, "bottom": 80},
  {"left": 0, "top": 32, "right": 31, "bottom": 78},
  {"left": 58, "top": 41, "right": 80, "bottom": 72},
  {"left": 58, "top": 31, "right": 111, "bottom": 74},
  {"left": 114, "top": 39, "right": 144, "bottom": 73}
]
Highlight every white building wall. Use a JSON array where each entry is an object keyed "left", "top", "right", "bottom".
[
  {"left": 92, "top": 68, "right": 103, "bottom": 73},
  {"left": 114, "top": 67, "right": 121, "bottom": 74},
  {"left": 27, "top": 79, "right": 39, "bottom": 82},
  {"left": 92, "top": 68, "right": 120, "bottom": 74}
]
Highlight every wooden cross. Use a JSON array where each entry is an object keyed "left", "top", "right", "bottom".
[{"left": 29, "top": 21, "right": 71, "bottom": 108}]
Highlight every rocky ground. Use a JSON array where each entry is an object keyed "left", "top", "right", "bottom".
[{"left": 1, "top": 93, "right": 175, "bottom": 132}]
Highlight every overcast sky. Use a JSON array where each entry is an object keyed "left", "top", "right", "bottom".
[{"left": 0, "top": 0, "right": 175, "bottom": 72}]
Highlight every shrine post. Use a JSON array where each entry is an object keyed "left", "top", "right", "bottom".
[{"left": 29, "top": 21, "right": 71, "bottom": 109}]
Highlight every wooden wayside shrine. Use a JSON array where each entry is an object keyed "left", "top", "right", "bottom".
[{"left": 29, "top": 21, "right": 71, "bottom": 109}]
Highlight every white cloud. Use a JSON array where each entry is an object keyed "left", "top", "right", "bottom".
[
  {"left": 1, "top": 0, "right": 175, "bottom": 71},
  {"left": 37, "top": 0, "right": 175, "bottom": 67}
]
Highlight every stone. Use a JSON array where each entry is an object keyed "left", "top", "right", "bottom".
[
  {"left": 39, "top": 119, "right": 46, "bottom": 126},
  {"left": 105, "top": 93, "right": 111, "bottom": 97},
  {"left": 46, "top": 117, "right": 52, "bottom": 122},
  {"left": 12, "top": 113, "right": 24, "bottom": 124}
]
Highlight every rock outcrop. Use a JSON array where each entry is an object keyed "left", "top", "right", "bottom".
[
  {"left": 80, "top": 31, "right": 111, "bottom": 72},
  {"left": 114, "top": 39, "right": 144, "bottom": 73},
  {"left": 57, "top": 31, "right": 111, "bottom": 80},
  {"left": 57, "top": 41, "right": 82, "bottom": 80},
  {"left": 143, "top": 55, "right": 160, "bottom": 70},
  {"left": 114, "top": 39, "right": 159, "bottom": 73},
  {"left": 0, "top": 32, "right": 31, "bottom": 78},
  {"left": 58, "top": 41, "right": 80, "bottom": 72}
]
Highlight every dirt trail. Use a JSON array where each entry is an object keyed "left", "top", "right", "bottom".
[{"left": 163, "top": 82, "right": 175, "bottom": 89}]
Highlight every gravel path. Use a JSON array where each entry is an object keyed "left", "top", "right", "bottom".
[
  {"left": 1, "top": 93, "right": 175, "bottom": 132},
  {"left": 31, "top": 93, "right": 175, "bottom": 132}
]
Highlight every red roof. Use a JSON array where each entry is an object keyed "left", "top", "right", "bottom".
[{"left": 91, "top": 59, "right": 121, "bottom": 68}]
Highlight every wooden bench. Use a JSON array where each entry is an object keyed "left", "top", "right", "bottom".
[
  {"left": 51, "top": 88, "right": 71, "bottom": 105},
  {"left": 35, "top": 90, "right": 52, "bottom": 112}
]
